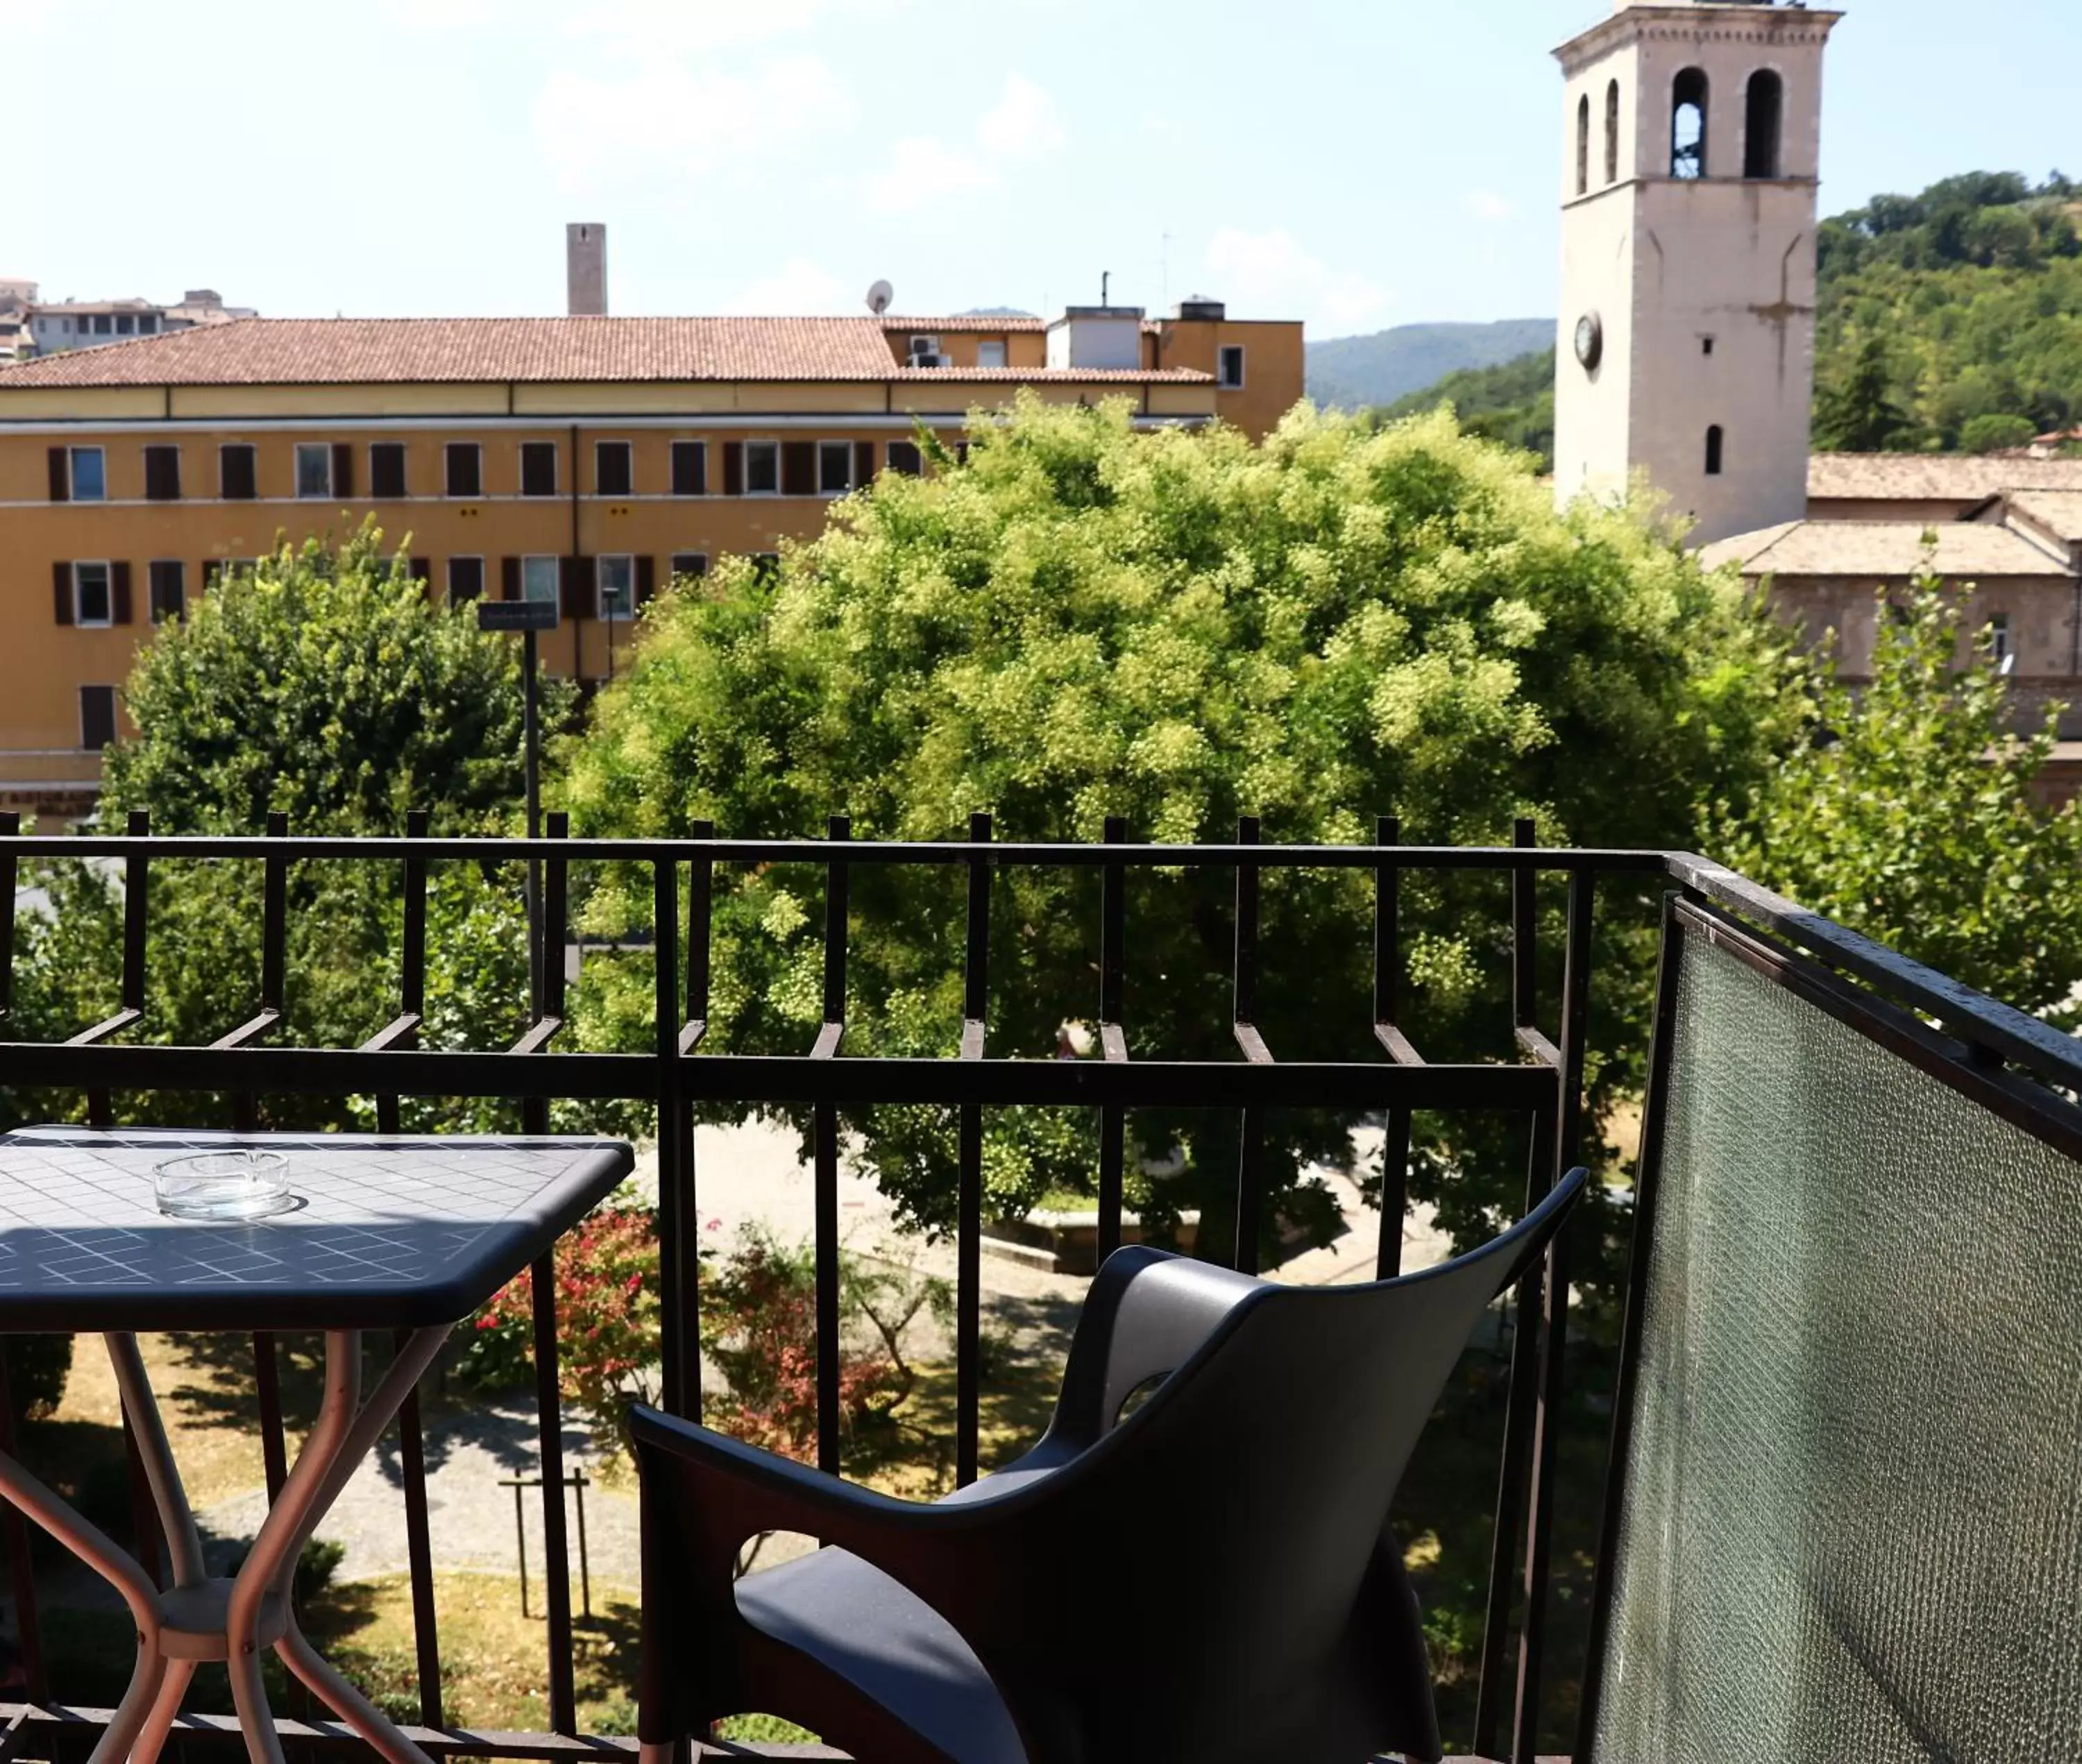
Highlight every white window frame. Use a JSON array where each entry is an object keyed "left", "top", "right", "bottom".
[
  {"left": 447, "top": 556, "right": 486, "bottom": 602},
  {"left": 72, "top": 561, "right": 113, "bottom": 627},
  {"left": 818, "top": 441, "right": 853, "bottom": 497},
  {"left": 445, "top": 441, "right": 484, "bottom": 499},
  {"left": 597, "top": 553, "right": 636, "bottom": 622},
  {"left": 519, "top": 440, "right": 559, "bottom": 498},
  {"left": 744, "top": 440, "right": 781, "bottom": 497},
  {"left": 670, "top": 551, "right": 710, "bottom": 582},
  {"left": 68, "top": 445, "right": 106, "bottom": 502},
  {"left": 594, "top": 437, "right": 634, "bottom": 498},
  {"left": 79, "top": 684, "right": 117, "bottom": 752},
  {"left": 294, "top": 442, "right": 332, "bottom": 500},
  {"left": 976, "top": 339, "right": 1008, "bottom": 369},
  {"left": 520, "top": 554, "right": 561, "bottom": 605},
  {"left": 1217, "top": 344, "right": 1246, "bottom": 389},
  {"left": 1989, "top": 612, "right": 2015, "bottom": 675}
]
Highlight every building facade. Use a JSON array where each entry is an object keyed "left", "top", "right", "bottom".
[
  {"left": 23, "top": 290, "right": 253, "bottom": 357},
  {"left": 1553, "top": 0, "right": 1840, "bottom": 545},
  {"left": 0, "top": 301, "right": 1302, "bottom": 813}
]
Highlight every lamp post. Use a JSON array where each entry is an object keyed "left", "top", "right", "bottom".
[{"left": 477, "top": 598, "right": 559, "bottom": 1013}]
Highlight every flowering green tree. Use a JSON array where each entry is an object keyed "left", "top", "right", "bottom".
[
  {"left": 1711, "top": 566, "right": 2082, "bottom": 1019},
  {"left": 561, "top": 396, "right": 1796, "bottom": 1263}
]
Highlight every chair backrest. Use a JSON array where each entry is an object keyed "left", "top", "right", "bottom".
[{"left": 955, "top": 1169, "right": 1586, "bottom": 1764}]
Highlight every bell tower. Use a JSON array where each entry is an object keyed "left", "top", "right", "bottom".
[{"left": 1552, "top": 1, "right": 1841, "bottom": 546}]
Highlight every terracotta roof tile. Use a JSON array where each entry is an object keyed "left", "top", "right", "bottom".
[
  {"left": 0, "top": 316, "right": 1211, "bottom": 389},
  {"left": 1702, "top": 520, "right": 2070, "bottom": 578},
  {"left": 1808, "top": 452, "right": 2082, "bottom": 501},
  {"left": 2001, "top": 490, "right": 2082, "bottom": 544}
]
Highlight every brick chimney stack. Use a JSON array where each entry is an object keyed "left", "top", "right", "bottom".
[{"left": 566, "top": 223, "right": 607, "bottom": 317}]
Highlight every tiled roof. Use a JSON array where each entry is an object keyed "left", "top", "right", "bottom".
[
  {"left": 1701, "top": 520, "right": 2071, "bottom": 578},
  {"left": 883, "top": 314, "right": 1047, "bottom": 332},
  {"left": 1808, "top": 452, "right": 2082, "bottom": 501},
  {"left": 2001, "top": 490, "right": 2082, "bottom": 545},
  {"left": 0, "top": 316, "right": 1210, "bottom": 388}
]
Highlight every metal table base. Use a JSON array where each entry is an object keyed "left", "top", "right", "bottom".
[{"left": 0, "top": 1326, "right": 450, "bottom": 1764}]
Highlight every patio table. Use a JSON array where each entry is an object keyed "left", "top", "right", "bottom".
[{"left": 0, "top": 1126, "right": 632, "bottom": 1764}]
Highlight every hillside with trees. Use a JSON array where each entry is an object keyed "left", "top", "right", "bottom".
[
  {"left": 1305, "top": 318, "right": 1553, "bottom": 409},
  {"left": 1389, "top": 170, "right": 2082, "bottom": 467}
]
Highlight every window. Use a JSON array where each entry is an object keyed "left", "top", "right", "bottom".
[
  {"left": 1988, "top": 613, "right": 2015, "bottom": 675},
  {"left": 521, "top": 556, "right": 561, "bottom": 604},
  {"left": 148, "top": 560, "right": 185, "bottom": 625},
  {"left": 597, "top": 554, "right": 636, "bottom": 620},
  {"left": 69, "top": 446, "right": 105, "bottom": 502},
  {"left": 79, "top": 686, "right": 117, "bottom": 753},
  {"left": 888, "top": 440, "right": 923, "bottom": 477},
  {"left": 445, "top": 442, "right": 482, "bottom": 498},
  {"left": 115, "top": 314, "right": 135, "bottom": 336},
  {"left": 219, "top": 443, "right": 257, "bottom": 500},
  {"left": 143, "top": 445, "right": 180, "bottom": 502},
  {"left": 976, "top": 339, "right": 1008, "bottom": 369},
  {"left": 1217, "top": 346, "right": 1246, "bottom": 389},
  {"left": 750, "top": 552, "right": 781, "bottom": 584},
  {"left": 294, "top": 442, "right": 332, "bottom": 499},
  {"left": 1702, "top": 337, "right": 1716, "bottom": 356},
  {"left": 670, "top": 552, "right": 710, "bottom": 581},
  {"left": 671, "top": 440, "right": 706, "bottom": 497},
  {"left": 1605, "top": 78, "right": 1620, "bottom": 183},
  {"left": 1704, "top": 425, "right": 1725, "bottom": 475},
  {"left": 1576, "top": 93, "right": 1591, "bottom": 196},
  {"left": 818, "top": 441, "right": 853, "bottom": 495},
  {"left": 92, "top": 314, "right": 112, "bottom": 336},
  {"left": 72, "top": 561, "right": 114, "bottom": 626},
  {"left": 1672, "top": 69, "right": 1708, "bottom": 178},
  {"left": 369, "top": 442, "right": 407, "bottom": 500},
  {"left": 1743, "top": 69, "right": 1784, "bottom": 180},
  {"left": 745, "top": 441, "right": 780, "bottom": 495},
  {"left": 447, "top": 557, "right": 485, "bottom": 604},
  {"left": 139, "top": 314, "right": 158, "bottom": 335},
  {"left": 595, "top": 439, "right": 633, "bottom": 498},
  {"left": 520, "top": 441, "right": 558, "bottom": 498}
]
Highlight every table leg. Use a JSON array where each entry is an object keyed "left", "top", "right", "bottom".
[
  {"left": 132, "top": 1656, "right": 197, "bottom": 1764},
  {"left": 106, "top": 1333, "right": 208, "bottom": 1591}
]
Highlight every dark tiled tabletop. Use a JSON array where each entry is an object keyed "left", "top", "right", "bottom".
[{"left": 0, "top": 1128, "right": 632, "bottom": 1332}]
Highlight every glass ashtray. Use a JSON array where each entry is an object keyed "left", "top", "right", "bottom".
[{"left": 152, "top": 1150, "right": 296, "bottom": 1221}]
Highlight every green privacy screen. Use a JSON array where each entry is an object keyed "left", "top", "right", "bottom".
[{"left": 1590, "top": 906, "right": 2082, "bottom": 1763}]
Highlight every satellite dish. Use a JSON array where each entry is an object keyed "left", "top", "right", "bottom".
[{"left": 865, "top": 279, "right": 894, "bottom": 316}]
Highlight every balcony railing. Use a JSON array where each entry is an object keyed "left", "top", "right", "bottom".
[{"left": 0, "top": 822, "right": 2076, "bottom": 1764}]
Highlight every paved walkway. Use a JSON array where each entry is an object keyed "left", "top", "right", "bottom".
[{"left": 191, "top": 1119, "right": 1446, "bottom": 1595}]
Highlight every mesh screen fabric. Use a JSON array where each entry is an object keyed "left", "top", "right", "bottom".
[{"left": 1591, "top": 912, "right": 2082, "bottom": 1763}]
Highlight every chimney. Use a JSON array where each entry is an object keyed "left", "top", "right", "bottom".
[{"left": 567, "top": 223, "right": 607, "bottom": 317}]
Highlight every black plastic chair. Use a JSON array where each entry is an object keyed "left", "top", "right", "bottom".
[{"left": 634, "top": 1167, "right": 1587, "bottom": 1764}]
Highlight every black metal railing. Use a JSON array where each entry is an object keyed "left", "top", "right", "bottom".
[{"left": 0, "top": 821, "right": 2066, "bottom": 1762}]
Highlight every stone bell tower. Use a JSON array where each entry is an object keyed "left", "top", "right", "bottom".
[{"left": 1552, "top": 1, "right": 1841, "bottom": 545}]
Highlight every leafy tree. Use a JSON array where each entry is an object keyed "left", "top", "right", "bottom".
[
  {"left": 1813, "top": 334, "right": 1914, "bottom": 452},
  {"left": 1380, "top": 348, "right": 1557, "bottom": 472},
  {"left": 6, "top": 527, "right": 546, "bottom": 1133},
  {"left": 1710, "top": 563, "right": 2082, "bottom": 1021},
  {"left": 562, "top": 397, "right": 1794, "bottom": 1270},
  {"left": 1959, "top": 412, "right": 2039, "bottom": 454}
]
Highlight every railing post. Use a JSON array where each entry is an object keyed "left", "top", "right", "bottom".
[
  {"left": 956, "top": 812, "right": 990, "bottom": 1487},
  {"left": 672, "top": 819, "right": 713, "bottom": 1419},
  {"left": 814, "top": 816, "right": 849, "bottom": 1478},
  {"left": 1232, "top": 816, "right": 1268, "bottom": 1275},
  {"left": 1373, "top": 813, "right": 1413, "bottom": 1278},
  {"left": 1097, "top": 817, "right": 1128, "bottom": 1261},
  {"left": 654, "top": 839, "right": 687, "bottom": 1418}
]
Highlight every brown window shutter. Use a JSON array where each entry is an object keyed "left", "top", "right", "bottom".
[
  {"left": 144, "top": 446, "right": 180, "bottom": 501},
  {"left": 636, "top": 554, "right": 656, "bottom": 604},
  {"left": 47, "top": 448, "right": 68, "bottom": 502},
  {"left": 781, "top": 440, "right": 815, "bottom": 496},
  {"left": 501, "top": 557, "right": 521, "bottom": 601},
  {"left": 53, "top": 561, "right": 73, "bottom": 625},
  {"left": 111, "top": 561, "right": 133, "bottom": 626},
  {"left": 723, "top": 441, "right": 745, "bottom": 496},
  {"left": 221, "top": 445, "right": 256, "bottom": 500},
  {"left": 410, "top": 557, "right": 432, "bottom": 588},
  {"left": 332, "top": 442, "right": 355, "bottom": 500},
  {"left": 672, "top": 439, "right": 706, "bottom": 496},
  {"left": 888, "top": 440, "right": 922, "bottom": 477},
  {"left": 560, "top": 556, "right": 584, "bottom": 618},
  {"left": 854, "top": 440, "right": 877, "bottom": 485},
  {"left": 371, "top": 443, "right": 407, "bottom": 500}
]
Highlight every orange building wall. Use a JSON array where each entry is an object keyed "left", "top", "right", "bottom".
[{"left": 1153, "top": 319, "right": 1306, "bottom": 441}]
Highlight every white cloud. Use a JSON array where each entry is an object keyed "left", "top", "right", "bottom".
[
  {"left": 720, "top": 256, "right": 855, "bottom": 314},
  {"left": 566, "top": 0, "right": 910, "bottom": 51},
  {"left": 533, "top": 56, "right": 856, "bottom": 192},
  {"left": 1466, "top": 190, "right": 1521, "bottom": 224},
  {"left": 1203, "top": 228, "right": 1396, "bottom": 336},
  {"left": 976, "top": 75, "right": 1067, "bottom": 162},
  {"left": 859, "top": 74, "right": 1067, "bottom": 217}
]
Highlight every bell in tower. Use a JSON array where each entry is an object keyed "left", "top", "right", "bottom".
[{"left": 1552, "top": 1, "right": 1843, "bottom": 546}]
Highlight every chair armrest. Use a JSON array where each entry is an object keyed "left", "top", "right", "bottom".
[{"left": 1047, "top": 1247, "right": 1266, "bottom": 1450}]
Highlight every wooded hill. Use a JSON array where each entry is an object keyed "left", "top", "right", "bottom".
[{"left": 1385, "top": 171, "right": 2082, "bottom": 469}]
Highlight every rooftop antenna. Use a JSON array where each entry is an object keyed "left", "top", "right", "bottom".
[
  {"left": 1101, "top": 270, "right": 1110, "bottom": 308},
  {"left": 865, "top": 278, "right": 894, "bottom": 316}
]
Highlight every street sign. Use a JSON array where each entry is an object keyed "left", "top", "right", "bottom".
[{"left": 476, "top": 600, "right": 559, "bottom": 632}]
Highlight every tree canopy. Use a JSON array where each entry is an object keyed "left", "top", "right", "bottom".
[{"left": 562, "top": 395, "right": 1795, "bottom": 1258}]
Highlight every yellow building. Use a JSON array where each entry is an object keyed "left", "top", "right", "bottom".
[{"left": 0, "top": 301, "right": 1303, "bottom": 813}]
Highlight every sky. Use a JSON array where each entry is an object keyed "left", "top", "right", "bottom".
[{"left": 8, "top": 0, "right": 2082, "bottom": 342}]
